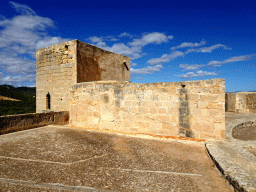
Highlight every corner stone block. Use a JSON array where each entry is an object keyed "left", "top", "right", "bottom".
[
  {"left": 208, "top": 102, "right": 224, "bottom": 109},
  {"left": 214, "top": 129, "right": 226, "bottom": 138},
  {"left": 187, "top": 94, "right": 199, "bottom": 102},
  {"left": 214, "top": 122, "right": 225, "bottom": 130},
  {"left": 158, "top": 108, "right": 167, "bottom": 114},
  {"left": 198, "top": 101, "right": 208, "bottom": 109},
  {"left": 200, "top": 95, "right": 218, "bottom": 102},
  {"left": 209, "top": 109, "right": 224, "bottom": 117},
  {"left": 186, "top": 81, "right": 200, "bottom": 87},
  {"left": 201, "top": 79, "right": 217, "bottom": 87},
  {"left": 218, "top": 79, "right": 225, "bottom": 87}
]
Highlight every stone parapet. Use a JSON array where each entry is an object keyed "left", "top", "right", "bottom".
[
  {"left": 0, "top": 111, "right": 69, "bottom": 135},
  {"left": 70, "top": 79, "right": 225, "bottom": 139}
]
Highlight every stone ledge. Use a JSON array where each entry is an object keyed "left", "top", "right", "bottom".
[
  {"left": 0, "top": 111, "right": 69, "bottom": 135},
  {"left": 205, "top": 113, "right": 256, "bottom": 192},
  {"left": 206, "top": 140, "right": 256, "bottom": 192}
]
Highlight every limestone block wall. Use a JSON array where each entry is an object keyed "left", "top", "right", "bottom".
[
  {"left": 36, "top": 40, "right": 77, "bottom": 113},
  {"left": 0, "top": 111, "right": 69, "bottom": 135},
  {"left": 77, "top": 41, "right": 130, "bottom": 83},
  {"left": 226, "top": 92, "right": 256, "bottom": 113},
  {"left": 36, "top": 39, "right": 130, "bottom": 113},
  {"left": 225, "top": 93, "right": 236, "bottom": 112},
  {"left": 70, "top": 79, "right": 225, "bottom": 139}
]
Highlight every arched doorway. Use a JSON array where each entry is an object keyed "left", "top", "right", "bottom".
[{"left": 46, "top": 92, "right": 51, "bottom": 110}]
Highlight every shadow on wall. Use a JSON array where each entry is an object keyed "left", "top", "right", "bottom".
[{"left": 179, "top": 85, "right": 192, "bottom": 137}]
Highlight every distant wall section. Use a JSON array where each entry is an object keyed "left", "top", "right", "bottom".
[
  {"left": 70, "top": 79, "right": 225, "bottom": 139},
  {"left": 226, "top": 92, "right": 256, "bottom": 113}
]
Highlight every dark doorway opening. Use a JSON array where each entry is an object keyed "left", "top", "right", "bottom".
[{"left": 46, "top": 92, "right": 51, "bottom": 110}]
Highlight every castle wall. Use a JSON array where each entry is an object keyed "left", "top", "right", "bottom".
[
  {"left": 36, "top": 40, "right": 77, "bottom": 113},
  {"left": 36, "top": 40, "right": 130, "bottom": 113},
  {"left": 77, "top": 41, "right": 130, "bottom": 83},
  {"left": 226, "top": 92, "right": 256, "bottom": 113},
  {"left": 225, "top": 92, "right": 236, "bottom": 112},
  {"left": 70, "top": 79, "right": 225, "bottom": 139}
]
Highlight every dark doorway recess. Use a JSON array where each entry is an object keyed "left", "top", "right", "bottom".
[{"left": 46, "top": 92, "right": 51, "bottom": 110}]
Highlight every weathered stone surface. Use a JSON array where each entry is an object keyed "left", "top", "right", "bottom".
[
  {"left": 226, "top": 92, "right": 256, "bottom": 113},
  {"left": 70, "top": 79, "right": 225, "bottom": 139},
  {"left": 206, "top": 112, "right": 256, "bottom": 192},
  {"left": 0, "top": 111, "right": 69, "bottom": 134},
  {"left": 0, "top": 126, "right": 233, "bottom": 192},
  {"left": 36, "top": 40, "right": 225, "bottom": 139},
  {"left": 36, "top": 40, "right": 130, "bottom": 113}
]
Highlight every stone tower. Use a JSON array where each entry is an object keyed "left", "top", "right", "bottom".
[{"left": 36, "top": 40, "right": 130, "bottom": 113}]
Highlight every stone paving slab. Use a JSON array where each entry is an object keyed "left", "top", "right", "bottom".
[
  {"left": 206, "top": 112, "right": 256, "bottom": 192},
  {"left": 0, "top": 125, "right": 233, "bottom": 192},
  {"left": 206, "top": 140, "right": 256, "bottom": 192}
]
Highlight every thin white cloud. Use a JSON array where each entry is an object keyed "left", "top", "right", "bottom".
[
  {"left": 207, "top": 54, "right": 256, "bottom": 67},
  {"left": 109, "top": 37, "right": 119, "bottom": 41},
  {"left": 147, "top": 51, "right": 184, "bottom": 65},
  {"left": 128, "top": 32, "right": 173, "bottom": 47},
  {"left": 131, "top": 64, "right": 163, "bottom": 75},
  {"left": 130, "top": 62, "right": 137, "bottom": 67},
  {"left": 119, "top": 32, "right": 133, "bottom": 38},
  {"left": 105, "top": 36, "right": 119, "bottom": 41},
  {"left": 0, "top": 15, "right": 54, "bottom": 49},
  {"left": 88, "top": 32, "right": 173, "bottom": 60},
  {"left": 36, "top": 37, "right": 70, "bottom": 49},
  {"left": 134, "top": 77, "right": 143, "bottom": 80},
  {"left": 109, "top": 43, "right": 143, "bottom": 60},
  {"left": 176, "top": 70, "right": 218, "bottom": 79},
  {"left": 0, "top": 74, "right": 36, "bottom": 87},
  {"left": 186, "top": 44, "right": 231, "bottom": 54},
  {"left": 88, "top": 36, "right": 103, "bottom": 43},
  {"left": 179, "top": 64, "right": 205, "bottom": 71},
  {"left": 0, "top": 1, "right": 69, "bottom": 86},
  {"left": 89, "top": 36, "right": 118, "bottom": 43},
  {"left": 171, "top": 39, "right": 206, "bottom": 50},
  {"left": 0, "top": 51, "right": 36, "bottom": 74},
  {"left": 9, "top": 1, "right": 36, "bottom": 15}
]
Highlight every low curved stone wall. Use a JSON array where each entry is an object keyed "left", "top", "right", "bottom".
[{"left": 0, "top": 111, "right": 69, "bottom": 135}]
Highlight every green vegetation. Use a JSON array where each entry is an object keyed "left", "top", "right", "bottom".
[{"left": 0, "top": 85, "right": 36, "bottom": 116}]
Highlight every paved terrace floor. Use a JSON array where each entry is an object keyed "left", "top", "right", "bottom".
[
  {"left": 0, "top": 125, "right": 233, "bottom": 192},
  {"left": 206, "top": 112, "right": 256, "bottom": 192}
]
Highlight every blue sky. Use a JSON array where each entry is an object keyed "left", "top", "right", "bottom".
[{"left": 0, "top": 0, "right": 255, "bottom": 92}]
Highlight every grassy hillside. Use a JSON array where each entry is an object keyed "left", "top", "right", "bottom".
[{"left": 0, "top": 85, "right": 36, "bottom": 116}]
